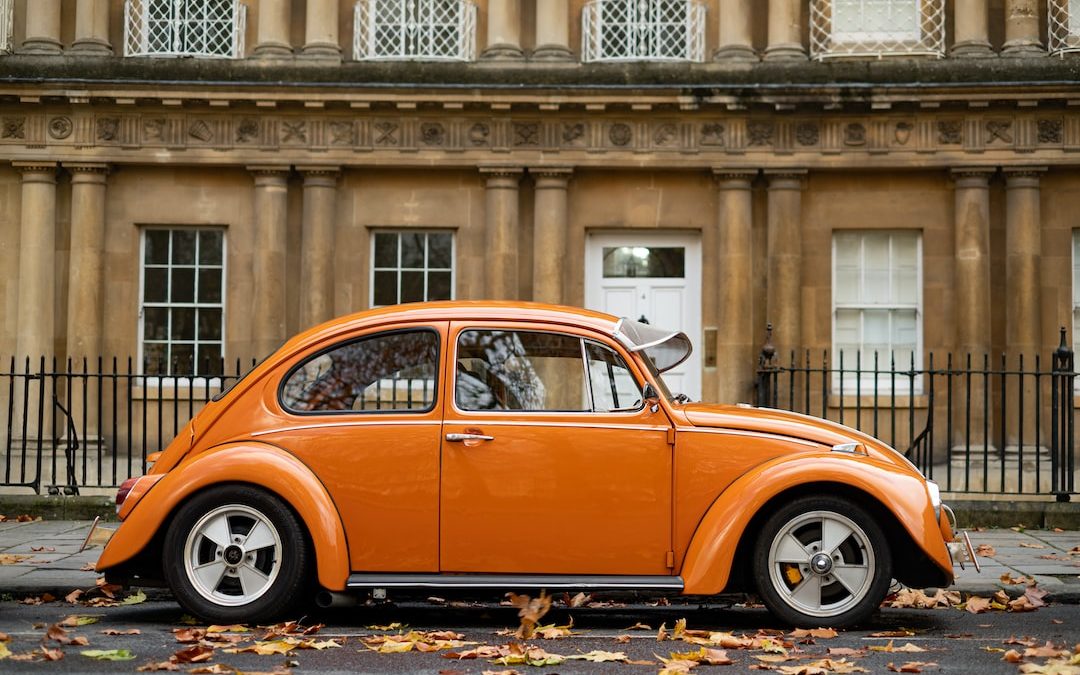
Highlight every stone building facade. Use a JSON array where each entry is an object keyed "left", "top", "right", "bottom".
[{"left": 1, "top": 0, "right": 1080, "bottom": 418}]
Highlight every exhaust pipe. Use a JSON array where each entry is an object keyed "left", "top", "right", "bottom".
[{"left": 315, "top": 590, "right": 358, "bottom": 609}]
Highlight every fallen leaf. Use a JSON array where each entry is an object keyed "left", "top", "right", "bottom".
[
  {"left": 64, "top": 589, "right": 84, "bottom": 604},
  {"left": 0, "top": 554, "right": 29, "bottom": 565},
  {"left": 870, "top": 641, "right": 927, "bottom": 653},
  {"left": 81, "top": 648, "right": 135, "bottom": 661},
  {"left": 1020, "top": 543, "right": 1046, "bottom": 549},
  {"left": 790, "top": 628, "right": 839, "bottom": 639},
  {"left": 60, "top": 615, "right": 99, "bottom": 627},
  {"left": 40, "top": 646, "right": 64, "bottom": 661},
  {"left": 206, "top": 625, "right": 250, "bottom": 634},
  {"left": 1052, "top": 619, "right": 1064, "bottom": 625},
  {"left": 225, "top": 640, "right": 296, "bottom": 656},
  {"left": 1004, "top": 650, "right": 1024, "bottom": 663},
  {"left": 364, "top": 623, "right": 404, "bottom": 631},
  {"left": 871, "top": 630, "right": 917, "bottom": 638},
  {"left": 0, "top": 643, "right": 10, "bottom": 660},
  {"left": 887, "top": 661, "right": 939, "bottom": 673},
  {"left": 136, "top": 661, "right": 180, "bottom": 671},
  {"left": 1024, "top": 585, "right": 1050, "bottom": 609},
  {"left": 626, "top": 622, "right": 652, "bottom": 631},
  {"left": 188, "top": 665, "right": 236, "bottom": 674},
  {"left": 1025, "top": 642, "right": 1070, "bottom": 659},
  {"left": 121, "top": 590, "right": 147, "bottom": 605},
  {"left": 504, "top": 592, "right": 551, "bottom": 640},
  {"left": 615, "top": 635, "right": 631, "bottom": 643},
  {"left": 829, "top": 648, "right": 866, "bottom": 657},
  {"left": 976, "top": 544, "right": 997, "bottom": 557},
  {"left": 102, "top": 629, "right": 141, "bottom": 635},
  {"left": 966, "top": 596, "right": 992, "bottom": 614},
  {"left": 174, "top": 628, "right": 206, "bottom": 643},
  {"left": 80, "top": 562, "right": 96, "bottom": 571},
  {"left": 1002, "top": 573, "right": 1033, "bottom": 585},
  {"left": 173, "top": 645, "right": 215, "bottom": 663}
]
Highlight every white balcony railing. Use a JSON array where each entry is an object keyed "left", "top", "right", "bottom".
[
  {"left": 1049, "top": 0, "right": 1080, "bottom": 56},
  {"left": 0, "top": 0, "right": 13, "bottom": 53},
  {"left": 809, "top": 0, "right": 944, "bottom": 60},
  {"left": 354, "top": 0, "right": 476, "bottom": 61},
  {"left": 125, "top": 0, "right": 246, "bottom": 58},
  {"left": 582, "top": 0, "right": 706, "bottom": 63}
]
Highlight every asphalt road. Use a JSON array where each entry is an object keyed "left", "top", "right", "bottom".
[{"left": 0, "top": 597, "right": 1077, "bottom": 674}]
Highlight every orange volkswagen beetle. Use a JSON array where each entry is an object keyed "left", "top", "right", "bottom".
[{"left": 97, "top": 302, "right": 973, "bottom": 627}]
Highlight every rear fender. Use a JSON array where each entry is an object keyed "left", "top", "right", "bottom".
[
  {"left": 680, "top": 454, "right": 950, "bottom": 594},
  {"left": 96, "top": 442, "right": 349, "bottom": 591}
]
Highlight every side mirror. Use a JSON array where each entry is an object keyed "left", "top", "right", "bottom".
[{"left": 643, "top": 383, "right": 660, "bottom": 413}]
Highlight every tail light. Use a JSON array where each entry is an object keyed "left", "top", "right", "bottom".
[{"left": 115, "top": 477, "right": 141, "bottom": 514}]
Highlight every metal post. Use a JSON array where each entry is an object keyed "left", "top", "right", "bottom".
[{"left": 755, "top": 323, "right": 778, "bottom": 408}]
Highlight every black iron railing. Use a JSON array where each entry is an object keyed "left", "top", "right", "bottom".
[{"left": 756, "top": 326, "right": 1077, "bottom": 499}]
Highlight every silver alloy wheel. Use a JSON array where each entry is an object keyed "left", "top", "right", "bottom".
[
  {"left": 182, "top": 504, "right": 283, "bottom": 607},
  {"left": 766, "top": 510, "right": 875, "bottom": 618}
]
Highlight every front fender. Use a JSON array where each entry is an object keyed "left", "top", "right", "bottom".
[
  {"left": 680, "top": 454, "right": 951, "bottom": 594},
  {"left": 97, "top": 442, "right": 350, "bottom": 591}
]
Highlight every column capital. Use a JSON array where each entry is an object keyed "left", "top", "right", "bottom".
[
  {"left": 67, "top": 163, "right": 110, "bottom": 185},
  {"left": 951, "top": 167, "right": 996, "bottom": 184},
  {"left": 480, "top": 166, "right": 525, "bottom": 182},
  {"left": 764, "top": 169, "right": 807, "bottom": 188},
  {"left": 13, "top": 161, "right": 58, "bottom": 181},
  {"left": 298, "top": 165, "right": 340, "bottom": 186},
  {"left": 1003, "top": 166, "right": 1048, "bottom": 183},
  {"left": 530, "top": 167, "right": 573, "bottom": 183},
  {"left": 249, "top": 164, "right": 292, "bottom": 176},
  {"left": 712, "top": 168, "right": 758, "bottom": 186}
]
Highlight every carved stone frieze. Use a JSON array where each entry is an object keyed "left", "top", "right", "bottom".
[
  {"left": 513, "top": 122, "right": 540, "bottom": 147},
  {"left": 3, "top": 116, "right": 26, "bottom": 139},
  {"left": 561, "top": 123, "right": 585, "bottom": 146},
  {"left": 48, "top": 116, "right": 72, "bottom": 140},
  {"left": 608, "top": 123, "right": 632, "bottom": 147},
  {"left": 844, "top": 123, "right": 866, "bottom": 146},
  {"left": 893, "top": 121, "right": 913, "bottom": 146},
  {"left": 795, "top": 122, "right": 819, "bottom": 146},
  {"left": 747, "top": 121, "right": 774, "bottom": 146},
  {"left": 937, "top": 120, "right": 962, "bottom": 145},
  {"left": 652, "top": 123, "right": 678, "bottom": 147},
  {"left": 700, "top": 123, "right": 725, "bottom": 147},
  {"left": 1037, "top": 119, "right": 1063, "bottom": 144}
]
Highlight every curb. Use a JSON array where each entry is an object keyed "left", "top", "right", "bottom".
[
  {"left": 947, "top": 500, "right": 1080, "bottom": 529},
  {"left": 0, "top": 494, "right": 116, "bottom": 521}
]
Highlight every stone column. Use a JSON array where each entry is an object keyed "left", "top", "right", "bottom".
[
  {"left": 19, "top": 0, "right": 62, "bottom": 54},
  {"left": 70, "top": 0, "right": 112, "bottom": 54},
  {"left": 1002, "top": 0, "right": 1044, "bottom": 56},
  {"left": 481, "top": 0, "right": 524, "bottom": 60},
  {"left": 714, "top": 170, "right": 757, "bottom": 404},
  {"left": 480, "top": 167, "right": 523, "bottom": 299},
  {"left": 298, "top": 167, "right": 339, "bottom": 329},
  {"left": 249, "top": 167, "right": 291, "bottom": 356},
  {"left": 764, "top": 0, "right": 806, "bottom": 61},
  {"left": 65, "top": 164, "right": 109, "bottom": 442},
  {"left": 951, "top": 0, "right": 993, "bottom": 57},
  {"left": 13, "top": 162, "right": 58, "bottom": 360},
  {"left": 952, "top": 169, "right": 994, "bottom": 361},
  {"left": 714, "top": 0, "right": 756, "bottom": 60},
  {"left": 253, "top": 0, "right": 293, "bottom": 58},
  {"left": 765, "top": 171, "right": 805, "bottom": 360},
  {"left": 952, "top": 168, "right": 994, "bottom": 451},
  {"left": 531, "top": 168, "right": 572, "bottom": 304},
  {"left": 302, "top": 0, "right": 342, "bottom": 61},
  {"left": 65, "top": 164, "right": 109, "bottom": 361},
  {"left": 532, "top": 0, "right": 571, "bottom": 61},
  {"left": 1004, "top": 167, "right": 1046, "bottom": 452}
]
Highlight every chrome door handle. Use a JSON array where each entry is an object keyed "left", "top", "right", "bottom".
[{"left": 445, "top": 433, "right": 494, "bottom": 442}]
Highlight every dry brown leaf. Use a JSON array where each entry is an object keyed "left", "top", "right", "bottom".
[
  {"left": 1025, "top": 642, "right": 1070, "bottom": 659},
  {"left": 80, "top": 562, "right": 95, "bottom": 571},
  {"left": 1004, "top": 650, "right": 1024, "bottom": 663},
  {"left": 103, "top": 629, "right": 141, "bottom": 636},
  {"left": 614, "top": 635, "right": 631, "bottom": 644},
  {"left": 1005, "top": 637, "right": 1040, "bottom": 647},
  {"left": 173, "top": 628, "right": 206, "bottom": 643},
  {"left": 966, "top": 596, "right": 992, "bottom": 614},
  {"left": 870, "top": 630, "right": 917, "bottom": 638},
  {"left": 173, "top": 645, "right": 214, "bottom": 663},
  {"left": 504, "top": 592, "right": 551, "bottom": 640},
  {"left": 626, "top": 622, "right": 652, "bottom": 631},
  {"left": 64, "top": 589, "right": 83, "bottom": 604},
  {"left": 1025, "top": 585, "right": 1050, "bottom": 608},
  {"left": 1020, "top": 542, "right": 1046, "bottom": 549},
  {"left": 870, "top": 641, "right": 928, "bottom": 653},
  {"left": 887, "top": 661, "right": 939, "bottom": 673},
  {"left": 976, "top": 544, "right": 997, "bottom": 557},
  {"left": 188, "top": 665, "right": 236, "bottom": 674},
  {"left": 789, "top": 628, "right": 839, "bottom": 639},
  {"left": 1001, "top": 573, "right": 1033, "bottom": 585},
  {"left": 136, "top": 660, "right": 180, "bottom": 671},
  {"left": 41, "top": 646, "right": 64, "bottom": 661},
  {"left": 657, "top": 623, "right": 669, "bottom": 642},
  {"left": 829, "top": 647, "right": 867, "bottom": 657}
]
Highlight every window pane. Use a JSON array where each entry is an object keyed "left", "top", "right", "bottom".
[
  {"left": 144, "top": 307, "right": 169, "bottom": 340},
  {"left": 401, "top": 232, "right": 425, "bottom": 268},
  {"left": 602, "top": 247, "right": 685, "bottom": 278},
  {"left": 374, "top": 233, "right": 398, "bottom": 268},
  {"left": 145, "top": 230, "right": 170, "bottom": 265},
  {"left": 373, "top": 271, "right": 398, "bottom": 306},
  {"left": 456, "top": 330, "right": 588, "bottom": 412},
  {"left": 401, "top": 271, "right": 425, "bottom": 303},
  {"left": 143, "top": 343, "right": 167, "bottom": 374},
  {"left": 171, "top": 344, "right": 195, "bottom": 374},
  {"left": 281, "top": 330, "right": 439, "bottom": 412},
  {"left": 144, "top": 268, "right": 168, "bottom": 303},
  {"left": 173, "top": 230, "right": 196, "bottom": 265},
  {"left": 586, "top": 342, "right": 640, "bottom": 412},
  {"left": 171, "top": 268, "right": 195, "bottom": 303},
  {"left": 198, "top": 308, "right": 222, "bottom": 341},
  {"left": 199, "top": 230, "right": 223, "bottom": 265},
  {"left": 198, "top": 269, "right": 222, "bottom": 304},
  {"left": 171, "top": 308, "right": 196, "bottom": 340},
  {"left": 429, "top": 233, "right": 452, "bottom": 268},
  {"left": 198, "top": 343, "right": 223, "bottom": 376},
  {"left": 428, "top": 271, "right": 452, "bottom": 301}
]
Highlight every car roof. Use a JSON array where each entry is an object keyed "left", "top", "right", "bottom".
[{"left": 290, "top": 301, "right": 621, "bottom": 349}]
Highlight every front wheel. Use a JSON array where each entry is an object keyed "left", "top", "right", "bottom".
[
  {"left": 752, "top": 496, "right": 891, "bottom": 627},
  {"left": 163, "top": 485, "right": 311, "bottom": 623}
]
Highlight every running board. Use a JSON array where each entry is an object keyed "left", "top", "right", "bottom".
[{"left": 345, "top": 574, "right": 684, "bottom": 592}]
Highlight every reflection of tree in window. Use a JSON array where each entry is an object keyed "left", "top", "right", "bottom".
[
  {"left": 456, "top": 331, "right": 588, "bottom": 411},
  {"left": 282, "top": 331, "right": 438, "bottom": 412}
]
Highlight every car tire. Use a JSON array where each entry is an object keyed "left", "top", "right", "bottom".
[
  {"left": 752, "top": 495, "right": 891, "bottom": 628},
  {"left": 163, "top": 485, "right": 311, "bottom": 624}
]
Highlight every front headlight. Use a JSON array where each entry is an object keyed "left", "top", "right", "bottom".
[{"left": 926, "top": 480, "right": 941, "bottom": 520}]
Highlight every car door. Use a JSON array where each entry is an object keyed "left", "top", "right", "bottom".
[
  {"left": 440, "top": 320, "right": 674, "bottom": 575},
  {"left": 262, "top": 321, "right": 448, "bottom": 572}
]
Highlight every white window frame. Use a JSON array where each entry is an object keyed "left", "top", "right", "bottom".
[
  {"left": 137, "top": 226, "right": 227, "bottom": 385},
  {"left": 582, "top": 0, "right": 707, "bottom": 63},
  {"left": 830, "top": 0, "right": 921, "bottom": 44},
  {"left": 354, "top": 0, "right": 477, "bottom": 61},
  {"left": 125, "top": 0, "right": 246, "bottom": 59},
  {"left": 0, "top": 0, "right": 13, "bottom": 54},
  {"left": 831, "top": 230, "right": 923, "bottom": 394},
  {"left": 1050, "top": 0, "right": 1080, "bottom": 55},
  {"left": 369, "top": 230, "right": 456, "bottom": 307}
]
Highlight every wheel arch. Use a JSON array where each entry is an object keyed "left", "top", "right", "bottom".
[
  {"left": 679, "top": 456, "right": 952, "bottom": 595},
  {"left": 96, "top": 442, "right": 350, "bottom": 591}
]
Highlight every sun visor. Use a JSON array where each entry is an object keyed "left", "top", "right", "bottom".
[{"left": 613, "top": 317, "right": 693, "bottom": 373}]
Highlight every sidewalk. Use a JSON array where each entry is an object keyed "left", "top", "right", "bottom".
[{"left": 0, "top": 520, "right": 1078, "bottom": 602}]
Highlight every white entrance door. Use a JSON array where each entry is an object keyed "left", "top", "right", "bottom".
[{"left": 585, "top": 232, "right": 702, "bottom": 401}]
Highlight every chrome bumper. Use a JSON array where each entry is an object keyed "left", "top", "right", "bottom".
[{"left": 79, "top": 516, "right": 117, "bottom": 552}]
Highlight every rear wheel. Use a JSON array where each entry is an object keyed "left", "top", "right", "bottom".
[
  {"left": 163, "top": 485, "right": 310, "bottom": 623},
  {"left": 752, "top": 495, "right": 891, "bottom": 627}
]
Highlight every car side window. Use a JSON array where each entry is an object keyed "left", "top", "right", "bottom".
[
  {"left": 585, "top": 342, "right": 642, "bottom": 412},
  {"left": 456, "top": 330, "right": 589, "bottom": 412},
  {"left": 280, "top": 329, "right": 439, "bottom": 413}
]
